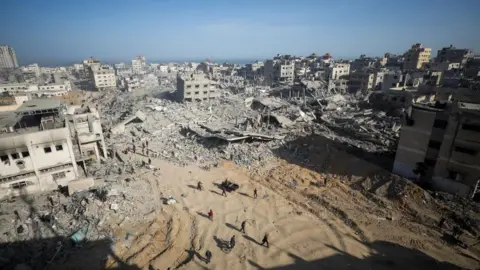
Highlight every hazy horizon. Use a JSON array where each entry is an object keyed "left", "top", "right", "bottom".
[{"left": 1, "top": 0, "right": 479, "bottom": 66}]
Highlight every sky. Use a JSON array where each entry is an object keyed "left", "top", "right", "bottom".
[{"left": 1, "top": 0, "right": 479, "bottom": 66}]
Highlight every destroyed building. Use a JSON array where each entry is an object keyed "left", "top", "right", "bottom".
[
  {"left": 0, "top": 99, "right": 81, "bottom": 199},
  {"left": 91, "top": 65, "right": 116, "bottom": 90},
  {"left": 264, "top": 59, "right": 295, "bottom": 86},
  {"left": 393, "top": 89, "right": 480, "bottom": 198},
  {"left": 176, "top": 72, "right": 219, "bottom": 101},
  {"left": 66, "top": 105, "right": 107, "bottom": 163}
]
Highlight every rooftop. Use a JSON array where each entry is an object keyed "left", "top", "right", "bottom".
[{"left": 16, "top": 99, "right": 61, "bottom": 114}]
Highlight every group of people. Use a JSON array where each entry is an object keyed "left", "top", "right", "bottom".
[{"left": 193, "top": 181, "right": 268, "bottom": 265}]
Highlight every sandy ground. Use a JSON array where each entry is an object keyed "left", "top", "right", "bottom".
[{"left": 102, "top": 149, "right": 480, "bottom": 270}]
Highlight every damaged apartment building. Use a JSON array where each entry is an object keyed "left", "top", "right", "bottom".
[
  {"left": 264, "top": 58, "right": 295, "bottom": 86},
  {"left": 393, "top": 89, "right": 480, "bottom": 199},
  {"left": 0, "top": 99, "right": 106, "bottom": 199},
  {"left": 176, "top": 72, "right": 220, "bottom": 101}
]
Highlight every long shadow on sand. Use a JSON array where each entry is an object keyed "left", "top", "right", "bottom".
[
  {"left": 225, "top": 222, "right": 240, "bottom": 232},
  {"left": 248, "top": 240, "right": 461, "bottom": 270}
]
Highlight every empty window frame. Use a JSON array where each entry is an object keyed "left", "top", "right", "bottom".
[
  {"left": 462, "top": 123, "right": 480, "bottom": 132},
  {"left": 56, "top": 144, "right": 63, "bottom": 151},
  {"left": 44, "top": 146, "right": 52, "bottom": 153},
  {"left": 52, "top": 172, "right": 66, "bottom": 180},
  {"left": 428, "top": 140, "right": 442, "bottom": 150},
  {"left": 433, "top": 119, "right": 448, "bottom": 129},
  {"left": 454, "top": 146, "right": 478, "bottom": 155},
  {"left": 11, "top": 153, "right": 20, "bottom": 159}
]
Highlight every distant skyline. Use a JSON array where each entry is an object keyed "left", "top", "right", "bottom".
[{"left": 1, "top": 0, "right": 479, "bottom": 66}]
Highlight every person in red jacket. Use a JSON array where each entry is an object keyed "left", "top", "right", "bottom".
[{"left": 208, "top": 209, "right": 213, "bottom": 220}]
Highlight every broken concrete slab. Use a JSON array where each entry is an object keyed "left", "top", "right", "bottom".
[{"left": 68, "top": 177, "right": 95, "bottom": 195}]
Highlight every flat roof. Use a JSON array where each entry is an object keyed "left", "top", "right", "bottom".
[{"left": 16, "top": 99, "right": 61, "bottom": 113}]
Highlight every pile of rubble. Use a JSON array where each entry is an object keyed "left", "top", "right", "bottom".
[{"left": 89, "top": 84, "right": 402, "bottom": 172}]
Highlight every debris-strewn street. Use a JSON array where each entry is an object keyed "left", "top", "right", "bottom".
[{"left": 1, "top": 86, "right": 479, "bottom": 270}]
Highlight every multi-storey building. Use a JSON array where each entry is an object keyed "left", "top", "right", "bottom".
[
  {"left": 393, "top": 89, "right": 480, "bottom": 198},
  {"left": 0, "top": 99, "right": 106, "bottom": 199},
  {"left": 132, "top": 56, "right": 146, "bottom": 74},
  {"left": 436, "top": 45, "right": 474, "bottom": 68},
  {"left": 0, "top": 100, "right": 80, "bottom": 198},
  {"left": 327, "top": 63, "right": 350, "bottom": 80},
  {"left": 0, "top": 45, "right": 19, "bottom": 68},
  {"left": 83, "top": 57, "right": 101, "bottom": 79},
  {"left": 91, "top": 65, "right": 116, "bottom": 90},
  {"left": 22, "top": 63, "right": 40, "bottom": 77},
  {"left": 351, "top": 55, "right": 376, "bottom": 71},
  {"left": 403, "top": 43, "right": 431, "bottom": 70},
  {"left": 264, "top": 59, "right": 295, "bottom": 86},
  {"left": 348, "top": 71, "right": 374, "bottom": 92},
  {"left": 176, "top": 73, "right": 219, "bottom": 101},
  {"left": 66, "top": 105, "right": 107, "bottom": 164}
]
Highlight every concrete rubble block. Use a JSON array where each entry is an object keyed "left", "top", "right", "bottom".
[{"left": 68, "top": 177, "right": 95, "bottom": 195}]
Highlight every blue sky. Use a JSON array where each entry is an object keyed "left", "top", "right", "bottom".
[{"left": 1, "top": 0, "right": 479, "bottom": 66}]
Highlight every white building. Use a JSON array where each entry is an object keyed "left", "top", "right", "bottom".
[
  {"left": 0, "top": 83, "right": 39, "bottom": 94},
  {"left": 92, "top": 65, "right": 116, "bottom": 90},
  {"left": 264, "top": 59, "right": 295, "bottom": 86},
  {"left": 328, "top": 63, "right": 350, "bottom": 80},
  {"left": 22, "top": 64, "right": 40, "bottom": 77},
  {"left": 159, "top": 65, "right": 168, "bottom": 73},
  {"left": 0, "top": 100, "right": 80, "bottom": 199},
  {"left": 132, "top": 56, "right": 146, "bottom": 74},
  {"left": 0, "top": 45, "right": 18, "bottom": 68}
]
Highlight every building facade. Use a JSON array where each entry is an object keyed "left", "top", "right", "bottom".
[
  {"left": 348, "top": 72, "right": 374, "bottom": 92},
  {"left": 176, "top": 73, "right": 219, "bottom": 101},
  {"left": 0, "top": 100, "right": 80, "bottom": 198},
  {"left": 327, "top": 63, "right": 350, "bottom": 80},
  {"left": 92, "top": 65, "right": 116, "bottom": 90},
  {"left": 393, "top": 91, "right": 480, "bottom": 198},
  {"left": 403, "top": 43, "right": 431, "bottom": 70},
  {"left": 0, "top": 45, "right": 19, "bottom": 68},
  {"left": 264, "top": 60, "right": 295, "bottom": 86},
  {"left": 436, "top": 46, "right": 474, "bottom": 68},
  {"left": 132, "top": 56, "right": 146, "bottom": 74}
]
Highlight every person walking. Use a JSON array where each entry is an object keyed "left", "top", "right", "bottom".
[
  {"left": 208, "top": 209, "right": 213, "bottom": 221},
  {"left": 198, "top": 181, "right": 203, "bottom": 191},
  {"left": 230, "top": 235, "right": 236, "bottom": 249},
  {"left": 222, "top": 186, "right": 227, "bottom": 197},
  {"left": 240, "top": 220, "right": 246, "bottom": 233},
  {"left": 261, "top": 233, "right": 269, "bottom": 248},
  {"left": 148, "top": 158, "right": 152, "bottom": 165},
  {"left": 205, "top": 250, "right": 212, "bottom": 264},
  {"left": 253, "top": 188, "right": 258, "bottom": 199},
  {"left": 132, "top": 144, "right": 136, "bottom": 153},
  {"left": 438, "top": 216, "right": 446, "bottom": 229}
]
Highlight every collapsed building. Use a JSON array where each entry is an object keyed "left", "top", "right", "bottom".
[{"left": 0, "top": 99, "right": 105, "bottom": 199}]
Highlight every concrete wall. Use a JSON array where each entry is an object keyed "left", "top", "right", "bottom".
[{"left": 0, "top": 127, "right": 80, "bottom": 199}]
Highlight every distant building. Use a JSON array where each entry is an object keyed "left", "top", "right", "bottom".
[
  {"left": 393, "top": 89, "right": 480, "bottom": 198},
  {"left": 176, "top": 73, "right": 219, "bottom": 101},
  {"left": 83, "top": 57, "right": 101, "bottom": 79},
  {"left": 91, "top": 65, "right": 116, "bottom": 90},
  {"left": 436, "top": 45, "right": 473, "bottom": 68},
  {"left": 264, "top": 59, "right": 295, "bottom": 86},
  {"left": 351, "top": 55, "right": 376, "bottom": 71},
  {"left": 348, "top": 71, "right": 374, "bottom": 92},
  {"left": 22, "top": 63, "right": 40, "bottom": 77},
  {"left": 0, "top": 45, "right": 19, "bottom": 68},
  {"left": 132, "top": 56, "right": 146, "bottom": 74},
  {"left": 327, "top": 63, "right": 350, "bottom": 80},
  {"left": 403, "top": 43, "right": 431, "bottom": 70}
]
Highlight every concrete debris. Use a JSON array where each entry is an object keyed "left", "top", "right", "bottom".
[{"left": 67, "top": 177, "right": 95, "bottom": 195}]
